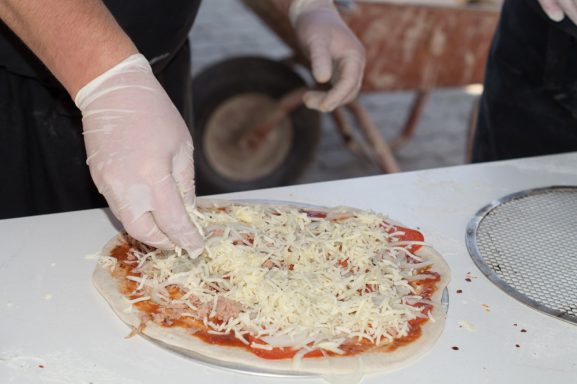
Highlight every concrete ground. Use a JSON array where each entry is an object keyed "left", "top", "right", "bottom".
[{"left": 189, "top": 0, "right": 483, "bottom": 184}]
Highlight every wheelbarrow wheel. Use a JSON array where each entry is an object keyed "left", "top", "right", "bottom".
[{"left": 192, "top": 56, "right": 321, "bottom": 195}]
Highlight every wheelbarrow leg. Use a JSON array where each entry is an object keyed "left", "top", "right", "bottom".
[
  {"left": 465, "top": 95, "right": 481, "bottom": 163},
  {"left": 346, "top": 100, "right": 400, "bottom": 173},
  {"left": 391, "top": 89, "right": 430, "bottom": 151},
  {"left": 330, "top": 107, "right": 372, "bottom": 159}
]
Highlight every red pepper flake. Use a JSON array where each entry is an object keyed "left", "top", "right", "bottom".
[
  {"left": 521, "top": 329, "right": 527, "bottom": 333},
  {"left": 464, "top": 273, "right": 477, "bottom": 282},
  {"left": 456, "top": 289, "right": 463, "bottom": 294},
  {"left": 38, "top": 364, "right": 45, "bottom": 369},
  {"left": 452, "top": 346, "right": 460, "bottom": 351}
]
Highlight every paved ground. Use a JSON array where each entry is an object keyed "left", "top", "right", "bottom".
[{"left": 189, "top": 0, "right": 482, "bottom": 184}]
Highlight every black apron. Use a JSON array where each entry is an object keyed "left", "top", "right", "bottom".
[
  {"left": 473, "top": 0, "right": 577, "bottom": 162},
  {"left": 0, "top": 0, "right": 201, "bottom": 219}
]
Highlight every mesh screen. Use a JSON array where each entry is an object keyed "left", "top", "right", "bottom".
[{"left": 473, "top": 188, "right": 577, "bottom": 322}]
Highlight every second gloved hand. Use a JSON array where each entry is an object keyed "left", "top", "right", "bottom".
[
  {"left": 75, "top": 54, "right": 204, "bottom": 257},
  {"left": 538, "top": 0, "right": 577, "bottom": 24},
  {"left": 290, "top": 0, "right": 366, "bottom": 112}
]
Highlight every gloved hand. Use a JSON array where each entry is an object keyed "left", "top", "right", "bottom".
[
  {"left": 75, "top": 54, "right": 204, "bottom": 257},
  {"left": 538, "top": 0, "right": 577, "bottom": 24},
  {"left": 290, "top": 0, "right": 366, "bottom": 112}
]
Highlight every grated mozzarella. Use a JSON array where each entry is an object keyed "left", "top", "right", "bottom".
[{"left": 109, "top": 203, "right": 435, "bottom": 353}]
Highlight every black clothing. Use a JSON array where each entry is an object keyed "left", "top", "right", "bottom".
[
  {"left": 0, "top": 0, "right": 200, "bottom": 219},
  {"left": 473, "top": 0, "right": 577, "bottom": 162},
  {"left": 0, "top": 1, "right": 200, "bottom": 81}
]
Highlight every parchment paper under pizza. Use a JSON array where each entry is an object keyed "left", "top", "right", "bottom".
[{"left": 93, "top": 199, "right": 450, "bottom": 375}]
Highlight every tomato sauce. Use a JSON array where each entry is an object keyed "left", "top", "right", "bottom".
[
  {"left": 247, "top": 336, "right": 326, "bottom": 359},
  {"left": 192, "top": 328, "right": 248, "bottom": 349},
  {"left": 302, "top": 210, "right": 328, "bottom": 218},
  {"left": 385, "top": 224, "right": 425, "bottom": 253}
]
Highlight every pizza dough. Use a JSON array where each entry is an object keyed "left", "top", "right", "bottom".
[{"left": 93, "top": 199, "right": 450, "bottom": 375}]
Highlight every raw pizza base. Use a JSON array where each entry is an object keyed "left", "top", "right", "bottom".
[{"left": 93, "top": 201, "right": 450, "bottom": 375}]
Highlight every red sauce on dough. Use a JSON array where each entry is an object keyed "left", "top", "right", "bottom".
[
  {"left": 384, "top": 224, "right": 425, "bottom": 253},
  {"left": 303, "top": 210, "right": 328, "bottom": 218},
  {"left": 110, "top": 219, "right": 439, "bottom": 360},
  {"left": 111, "top": 243, "right": 131, "bottom": 262},
  {"left": 246, "top": 336, "right": 326, "bottom": 359},
  {"left": 192, "top": 328, "right": 248, "bottom": 349}
]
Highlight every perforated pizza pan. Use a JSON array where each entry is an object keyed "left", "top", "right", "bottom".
[{"left": 466, "top": 186, "right": 577, "bottom": 325}]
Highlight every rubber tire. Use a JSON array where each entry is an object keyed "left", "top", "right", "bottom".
[{"left": 192, "top": 56, "right": 321, "bottom": 195}]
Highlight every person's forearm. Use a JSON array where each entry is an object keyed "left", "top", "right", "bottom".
[{"left": 0, "top": 0, "right": 137, "bottom": 96}]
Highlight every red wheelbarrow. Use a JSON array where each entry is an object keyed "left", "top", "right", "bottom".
[{"left": 192, "top": 0, "right": 500, "bottom": 194}]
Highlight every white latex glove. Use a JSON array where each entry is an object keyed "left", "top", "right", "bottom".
[
  {"left": 538, "top": 0, "right": 577, "bottom": 24},
  {"left": 290, "top": 0, "right": 366, "bottom": 112},
  {"left": 75, "top": 54, "right": 204, "bottom": 257}
]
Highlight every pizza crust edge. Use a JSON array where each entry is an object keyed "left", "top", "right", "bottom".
[{"left": 93, "top": 204, "right": 450, "bottom": 375}]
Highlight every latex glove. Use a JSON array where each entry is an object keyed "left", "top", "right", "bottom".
[
  {"left": 75, "top": 54, "right": 204, "bottom": 257},
  {"left": 538, "top": 0, "right": 577, "bottom": 24},
  {"left": 290, "top": 0, "right": 365, "bottom": 112}
]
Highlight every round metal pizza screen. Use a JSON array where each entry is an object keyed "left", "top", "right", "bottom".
[{"left": 466, "top": 186, "right": 577, "bottom": 324}]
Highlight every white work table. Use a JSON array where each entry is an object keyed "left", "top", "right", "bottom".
[{"left": 2, "top": 152, "right": 577, "bottom": 383}]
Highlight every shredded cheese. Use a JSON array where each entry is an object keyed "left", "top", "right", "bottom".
[{"left": 105, "top": 203, "right": 436, "bottom": 353}]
